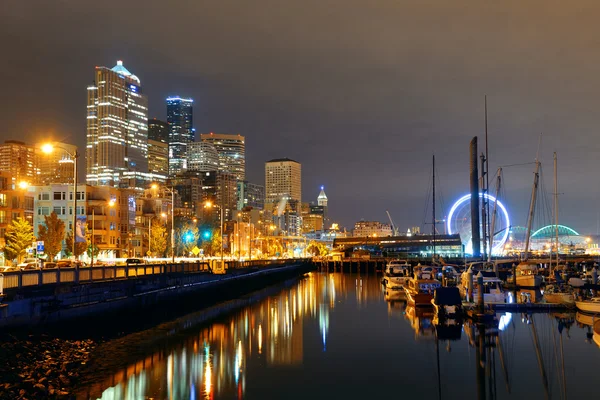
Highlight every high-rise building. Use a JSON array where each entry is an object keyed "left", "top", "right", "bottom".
[
  {"left": 37, "top": 143, "right": 77, "bottom": 185},
  {"left": 0, "top": 140, "right": 38, "bottom": 185},
  {"left": 265, "top": 158, "right": 301, "bottom": 205},
  {"left": 166, "top": 96, "right": 194, "bottom": 176},
  {"left": 237, "top": 181, "right": 265, "bottom": 210},
  {"left": 200, "top": 133, "right": 245, "bottom": 181},
  {"left": 86, "top": 60, "right": 149, "bottom": 187},
  {"left": 353, "top": 220, "right": 392, "bottom": 237},
  {"left": 187, "top": 141, "right": 219, "bottom": 173},
  {"left": 148, "top": 118, "right": 169, "bottom": 143},
  {"left": 147, "top": 139, "right": 169, "bottom": 180}
]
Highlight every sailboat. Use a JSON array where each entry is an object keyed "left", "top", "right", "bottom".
[
  {"left": 544, "top": 153, "right": 575, "bottom": 305},
  {"left": 514, "top": 152, "right": 543, "bottom": 288},
  {"left": 404, "top": 155, "right": 441, "bottom": 306}
]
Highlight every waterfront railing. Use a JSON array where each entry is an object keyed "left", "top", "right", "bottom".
[{"left": 0, "top": 258, "right": 310, "bottom": 291}]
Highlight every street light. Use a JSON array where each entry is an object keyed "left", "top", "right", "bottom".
[
  {"left": 42, "top": 143, "right": 79, "bottom": 260},
  {"left": 205, "top": 200, "right": 224, "bottom": 271},
  {"left": 152, "top": 184, "right": 175, "bottom": 262}
]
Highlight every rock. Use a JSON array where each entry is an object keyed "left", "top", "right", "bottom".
[{"left": 33, "top": 383, "right": 48, "bottom": 394}]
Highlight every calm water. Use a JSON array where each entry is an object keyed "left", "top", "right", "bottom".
[{"left": 80, "top": 272, "right": 599, "bottom": 400}]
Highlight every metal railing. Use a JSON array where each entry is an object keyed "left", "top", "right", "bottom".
[{"left": 0, "top": 258, "right": 310, "bottom": 291}]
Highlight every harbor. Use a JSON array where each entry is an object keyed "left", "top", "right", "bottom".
[{"left": 3, "top": 271, "right": 596, "bottom": 399}]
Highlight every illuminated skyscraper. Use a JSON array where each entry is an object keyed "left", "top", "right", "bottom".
[
  {"left": 147, "top": 139, "right": 169, "bottom": 180},
  {"left": 37, "top": 142, "right": 77, "bottom": 185},
  {"left": 200, "top": 133, "right": 245, "bottom": 181},
  {"left": 187, "top": 141, "right": 219, "bottom": 173},
  {"left": 166, "top": 96, "right": 194, "bottom": 176},
  {"left": 86, "top": 60, "right": 148, "bottom": 187},
  {"left": 0, "top": 140, "right": 38, "bottom": 185},
  {"left": 148, "top": 118, "right": 169, "bottom": 143},
  {"left": 265, "top": 158, "right": 301, "bottom": 205}
]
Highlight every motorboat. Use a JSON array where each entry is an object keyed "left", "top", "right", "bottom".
[
  {"left": 403, "top": 272, "right": 441, "bottom": 307},
  {"left": 384, "top": 285, "right": 406, "bottom": 302},
  {"left": 544, "top": 284, "right": 575, "bottom": 306},
  {"left": 515, "top": 261, "right": 543, "bottom": 288},
  {"left": 431, "top": 287, "right": 462, "bottom": 320},
  {"left": 458, "top": 266, "right": 506, "bottom": 303},
  {"left": 576, "top": 297, "right": 600, "bottom": 314},
  {"left": 383, "top": 261, "right": 411, "bottom": 289}
]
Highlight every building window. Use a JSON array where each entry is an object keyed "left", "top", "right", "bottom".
[
  {"left": 12, "top": 212, "right": 20, "bottom": 221},
  {"left": 38, "top": 207, "right": 50, "bottom": 216},
  {"left": 53, "top": 192, "right": 66, "bottom": 200},
  {"left": 39, "top": 193, "right": 50, "bottom": 201},
  {"left": 0, "top": 194, "right": 6, "bottom": 207},
  {"left": 110, "top": 222, "right": 116, "bottom": 230}
]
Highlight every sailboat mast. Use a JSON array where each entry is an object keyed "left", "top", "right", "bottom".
[
  {"left": 433, "top": 154, "right": 436, "bottom": 260},
  {"left": 488, "top": 168, "right": 502, "bottom": 263},
  {"left": 524, "top": 160, "right": 540, "bottom": 259},
  {"left": 553, "top": 152, "right": 559, "bottom": 271}
]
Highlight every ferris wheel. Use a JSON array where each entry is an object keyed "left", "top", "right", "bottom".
[{"left": 446, "top": 193, "right": 510, "bottom": 255}]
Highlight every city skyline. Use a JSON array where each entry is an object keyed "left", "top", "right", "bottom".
[{"left": 2, "top": 1, "right": 599, "bottom": 231}]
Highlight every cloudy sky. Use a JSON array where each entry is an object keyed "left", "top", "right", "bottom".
[{"left": 1, "top": 0, "right": 599, "bottom": 233}]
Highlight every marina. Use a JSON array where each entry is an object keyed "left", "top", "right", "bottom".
[{"left": 58, "top": 271, "right": 600, "bottom": 399}]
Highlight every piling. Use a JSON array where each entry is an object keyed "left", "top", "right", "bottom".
[
  {"left": 467, "top": 268, "right": 474, "bottom": 303},
  {"left": 477, "top": 271, "right": 484, "bottom": 313}
]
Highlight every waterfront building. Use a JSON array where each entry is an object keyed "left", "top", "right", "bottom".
[
  {"left": 353, "top": 220, "right": 392, "bottom": 237},
  {"left": 200, "top": 133, "right": 245, "bottom": 181},
  {"left": 147, "top": 139, "right": 169, "bottom": 179},
  {"left": 31, "top": 184, "right": 121, "bottom": 259},
  {"left": 167, "top": 96, "right": 194, "bottom": 176},
  {"left": 187, "top": 141, "right": 219, "bottom": 173},
  {"left": 0, "top": 140, "right": 38, "bottom": 185},
  {"left": 237, "top": 181, "right": 265, "bottom": 210},
  {"left": 37, "top": 143, "right": 76, "bottom": 185},
  {"left": 86, "top": 60, "right": 149, "bottom": 187},
  {"left": 333, "top": 234, "right": 463, "bottom": 258},
  {"left": 0, "top": 172, "right": 34, "bottom": 264},
  {"left": 265, "top": 158, "right": 301, "bottom": 206},
  {"left": 148, "top": 118, "right": 169, "bottom": 143}
]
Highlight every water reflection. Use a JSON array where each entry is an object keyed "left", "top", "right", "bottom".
[{"left": 84, "top": 273, "right": 600, "bottom": 400}]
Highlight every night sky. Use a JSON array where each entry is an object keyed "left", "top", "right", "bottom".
[{"left": 1, "top": 1, "right": 599, "bottom": 233}]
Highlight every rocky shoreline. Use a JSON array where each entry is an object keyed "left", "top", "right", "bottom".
[{"left": 0, "top": 335, "right": 96, "bottom": 399}]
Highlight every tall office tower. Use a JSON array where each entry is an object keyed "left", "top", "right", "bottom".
[
  {"left": 147, "top": 139, "right": 169, "bottom": 179},
  {"left": 37, "top": 142, "right": 77, "bottom": 185},
  {"left": 86, "top": 60, "right": 149, "bottom": 186},
  {"left": 265, "top": 158, "right": 301, "bottom": 205},
  {"left": 200, "top": 133, "right": 245, "bottom": 181},
  {"left": 187, "top": 141, "right": 219, "bottom": 172},
  {"left": 0, "top": 140, "right": 38, "bottom": 185},
  {"left": 148, "top": 118, "right": 169, "bottom": 143},
  {"left": 166, "top": 96, "right": 194, "bottom": 176},
  {"left": 237, "top": 181, "right": 265, "bottom": 210}
]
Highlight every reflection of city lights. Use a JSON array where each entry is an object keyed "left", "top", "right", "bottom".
[
  {"left": 498, "top": 312, "right": 512, "bottom": 331},
  {"left": 204, "top": 345, "right": 212, "bottom": 399},
  {"left": 258, "top": 324, "right": 262, "bottom": 354}
]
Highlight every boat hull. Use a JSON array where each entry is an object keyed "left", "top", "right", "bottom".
[
  {"left": 576, "top": 301, "right": 600, "bottom": 314},
  {"left": 516, "top": 275, "right": 543, "bottom": 288},
  {"left": 405, "top": 288, "right": 434, "bottom": 307},
  {"left": 545, "top": 293, "right": 575, "bottom": 306}
]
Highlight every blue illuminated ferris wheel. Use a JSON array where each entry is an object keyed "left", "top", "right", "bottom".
[{"left": 446, "top": 193, "right": 510, "bottom": 256}]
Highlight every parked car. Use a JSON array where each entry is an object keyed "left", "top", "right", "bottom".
[
  {"left": 0, "top": 266, "right": 16, "bottom": 273},
  {"left": 42, "top": 262, "right": 57, "bottom": 269},
  {"left": 56, "top": 260, "right": 84, "bottom": 268},
  {"left": 18, "top": 262, "right": 40, "bottom": 270},
  {"left": 125, "top": 258, "right": 145, "bottom": 265}
]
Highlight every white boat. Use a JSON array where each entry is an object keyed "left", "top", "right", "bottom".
[
  {"left": 458, "top": 266, "right": 506, "bottom": 303},
  {"left": 515, "top": 262, "right": 543, "bottom": 288},
  {"left": 576, "top": 297, "right": 600, "bottom": 314},
  {"left": 383, "top": 260, "right": 411, "bottom": 289}
]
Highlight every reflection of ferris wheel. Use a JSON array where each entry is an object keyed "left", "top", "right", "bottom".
[{"left": 447, "top": 193, "right": 510, "bottom": 255}]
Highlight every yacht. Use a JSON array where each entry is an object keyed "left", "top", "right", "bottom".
[
  {"left": 403, "top": 270, "right": 441, "bottom": 307},
  {"left": 515, "top": 261, "right": 543, "bottom": 288},
  {"left": 383, "top": 260, "right": 411, "bottom": 289},
  {"left": 458, "top": 266, "right": 506, "bottom": 303},
  {"left": 431, "top": 287, "right": 462, "bottom": 320}
]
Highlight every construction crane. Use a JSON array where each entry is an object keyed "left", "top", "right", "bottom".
[{"left": 386, "top": 210, "right": 399, "bottom": 236}]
